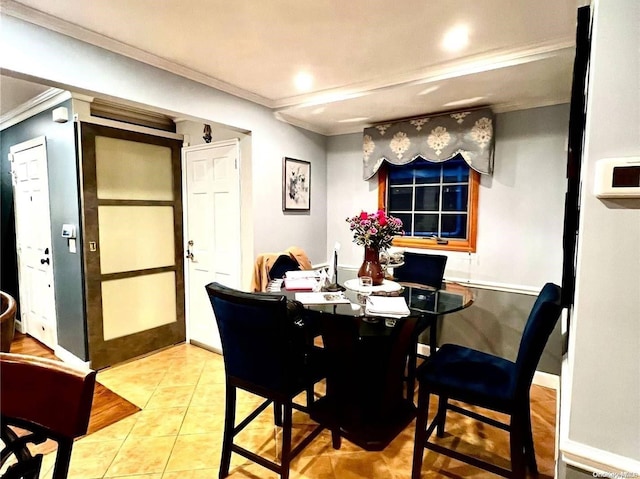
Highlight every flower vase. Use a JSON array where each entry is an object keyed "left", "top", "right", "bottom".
[{"left": 358, "top": 245, "right": 384, "bottom": 286}]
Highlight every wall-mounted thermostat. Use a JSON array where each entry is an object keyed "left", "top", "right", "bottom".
[
  {"left": 594, "top": 157, "right": 640, "bottom": 198},
  {"left": 61, "top": 224, "right": 76, "bottom": 238}
]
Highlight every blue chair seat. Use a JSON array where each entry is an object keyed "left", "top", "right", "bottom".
[{"left": 418, "top": 344, "right": 515, "bottom": 412}]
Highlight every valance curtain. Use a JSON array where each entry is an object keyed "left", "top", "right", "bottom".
[{"left": 362, "top": 108, "right": 495, "bottom": 180}]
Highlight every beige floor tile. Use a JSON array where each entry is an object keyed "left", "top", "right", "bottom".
[
  {"left": 67, "top": 440, "right": 123, "bottom": 479},
  {"left": 180, "top": 405, "right": 225, "bottom": 435},
  {"left": 162, "top": 469, "right": 219, "bottom": 479},
  {"left": 165, "top": 433, "right": 222, "bottom": 472},
  {"left": 189, "top": 382, "right": 226, "bottom": 408},
  {"left": 106, "top": 435, "right": 176, "bottom": 476},
  {"left": 145, "top": 385, "right": 196, "bottom": 409},
  {"left": 105, "top": 475, "right": 162, "bottom": 479},
  {"left": 330, "top": 451, "right": 393, "bottom": 479},
  {"left": 130, "top": 407, "right": 187, "bottom": 437},
  {"left": 80, "top": 414, "right": 139, "bottom": 443}
]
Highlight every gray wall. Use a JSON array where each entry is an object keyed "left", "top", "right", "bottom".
[
  {"left": 565, "top": 0, "right": 640, "bottom": 465},
  {"left": 329, "top": 105, "right": 570, "bottom": 375},
  {"left": 0, "top": 99, "right": 87, "bottom": 359}
]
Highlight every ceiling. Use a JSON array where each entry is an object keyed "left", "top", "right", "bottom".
[{"left": 0, "top": 0, "right": 582, "bottom": 135}]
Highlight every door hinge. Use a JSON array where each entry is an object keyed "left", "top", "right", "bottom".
[{"left": 234, "top": 158, "right": 238, "bottom": 169}]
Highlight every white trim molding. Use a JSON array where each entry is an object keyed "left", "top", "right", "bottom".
[
  {"left": 561, "top": 439, "right": 640, "bottom": 476},
  {"left": 0, "top": 88, "right": 70, "bottom": 130},
  {"left": 54, "top": 345, "right": 92, "bottom": 370}
]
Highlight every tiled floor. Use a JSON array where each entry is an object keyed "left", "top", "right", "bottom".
[{"left": 37, "top": 343, "right": 557, "bottom": 479}]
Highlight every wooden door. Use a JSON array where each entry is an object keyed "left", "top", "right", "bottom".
[
  {"left": 80, "top": 123, "right": 185, "bottom": 369},
  {"left": 10, "top": 137, "right": 58, "bottom": 349},
  {"left": 183, "top": 140, "right": 241, "bottom": 352}
]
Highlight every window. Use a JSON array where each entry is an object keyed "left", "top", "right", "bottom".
[{"left": 378, "top": 155, "right": 479, "bottom": 252}]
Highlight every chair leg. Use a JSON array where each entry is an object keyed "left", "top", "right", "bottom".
[
  {"left": 306, "top": 385, "right": 314, "bottom": 409},
  {"left": 51, "top": 439, "right": 73, "bottom": 479},
  {"left": 280, "top": 403, "right": 293, "bottom": 479},
  {"left": 219, "top": 385, "right": 236, "bottom": 479},
  {"left": 411, "top": 387, "right": 431, "bottom": 479},
  {"left": 436, "top": 395, "right": 448, "bottom": 438},
  {"left": 523, "top": 405, "right": 538, "bottom": 474},
  {"left": 274, "top": 401, "right": 283, "bottom": 427},
  {"left": 331, "top": 428, "right": 342, "bottom": 449},
  {"left": 407, "top": 340, "right": 418, "bottom": 400},
  {"left": 510, "top": 414, "right": 526, "bottom": 479}
]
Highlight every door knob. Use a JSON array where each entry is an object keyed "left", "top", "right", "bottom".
[{"left": 40, "top": 258, "right": 50, "bottom": 265}]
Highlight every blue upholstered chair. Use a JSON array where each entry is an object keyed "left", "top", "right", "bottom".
[
  {"left": 411, "top": 283, "right": 562, "bottom": 479},
  {"left": 393, "top": 252, "right": 448, "bottom": 397},
  {"left": 206, "top": 282, "right": 326, "bottom": 479}
]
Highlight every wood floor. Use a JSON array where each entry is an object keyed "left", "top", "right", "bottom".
[{"left": 8, "top": 333, "right": 140, "bottom": 435}]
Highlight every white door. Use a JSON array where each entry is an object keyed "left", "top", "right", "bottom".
[
  {"left": 10, "top": 137, "right": 58, "bottom": 349},
  {"left": 184, "top": 140, "right": 241, "bottom": 352}
]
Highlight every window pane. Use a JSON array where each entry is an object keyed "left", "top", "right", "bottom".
[
  {"left": 414, "top": 162, "right": 441, "bottom": 184},
  {"left": 442, "top": 157, "right": 470, "bottom": 183},
  {"left": 389, "top": 186, "right": 412, "bottom": 211},
  {"left": 415, "top": 186, "right": 439, "bottom": 211},
  {"left": 441, "top": 214, "right": 467, "bottom": 239},
  {"left": 388, "top": 165, "right": 413, "bottom": 185},
  {"left": 414, "top": 214, "right": 438, "bottom": 236},
  {"left": 442, "top": 185, "right": 468, "bottom": 211},
  {"left": 392, "top": 213, "right": 412, "bottom": 236}
]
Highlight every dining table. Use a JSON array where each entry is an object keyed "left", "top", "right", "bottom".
[{"left": 275, "top": 277, "right": 474, "bottom": 451}]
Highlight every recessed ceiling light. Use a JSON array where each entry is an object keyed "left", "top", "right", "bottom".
[
  {"left": 337, "top": 117, "right": 370, "bottom": 123},
  {"left": 418, "top": 85, "right": 440, "bottom": 96},
  {"left": 443, "top": 96, "right": 484, "bottom": 107},
  {"left": 294, "top": 72, "right": 314, "bottom": 92},
  {"left": 442, "top": 25, "right": 469, "bottom": 52}
]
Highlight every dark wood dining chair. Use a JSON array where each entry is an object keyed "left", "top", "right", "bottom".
[
  {"left": 393, "top": 252, "right": 448, "bottom": 398},
  {"left": 0, "top": 353, "right": 96, "bottom": 479},
  {"left": 205, "top": 282, "right": 327, "bottom": 479},
  {"left": 411, "top": 283, "right": 562, "bottom": 478}
]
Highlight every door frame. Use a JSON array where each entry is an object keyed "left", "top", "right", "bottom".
[
  {"left": 181, "top": 139, "right": 242, "bottom": 348},
  {"left": 9, "top": 136, "right": 57, "bottom": 342}
]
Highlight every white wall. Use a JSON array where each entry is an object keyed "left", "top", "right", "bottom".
[
  {"left": 327, "top": 104, "right": 570, "bottom": 291},
  {"left": 0, "top": 15, "right": 328, "bottom": 279},
  {"left": 564, "top": 0, "right": 640, "bottom": 469}
]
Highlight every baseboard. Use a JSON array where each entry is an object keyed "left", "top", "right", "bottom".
[
  {"left": 188, "top": 339, "right": 222, "bottom": 355},
  {"left": 561, "top": 438, "right": 640, "bottom": 476},
  {"left": 54, "top": 344, "right": 91, "bottom": 370},
  {"left": 417, "top": 343, "right": 559, "bottom": 391}
]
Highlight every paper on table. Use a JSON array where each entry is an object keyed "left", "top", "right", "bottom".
[
  {"left": 295, "top": 292, "right": 350, "bottom": 305},
  {"left": 365, "top": 296, "right": 410, "bottom": 318},
  {"left": 283, "top": 277, "right": 317, "bottom": 291},
  {"left": 285, "top": 270, "right": 320, "bottom": 279}
]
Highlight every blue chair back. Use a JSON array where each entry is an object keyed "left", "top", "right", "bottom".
[
  {"left": 513, "top": 283, "right": 562, "bottom": 398},
  {"left": 206, "top": 282, "right": 301, "bottom": 393},
  {"left": 394, "top": 252, "right": 447, "bottom": 289}
]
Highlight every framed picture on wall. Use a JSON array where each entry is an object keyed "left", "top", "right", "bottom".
[{"left": 283, "top": 157, "right": 310, "bottom": 211}]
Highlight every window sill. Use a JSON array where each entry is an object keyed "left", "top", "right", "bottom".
[{"left": 392, "top": 237, "right": 476, "bottom": 253}]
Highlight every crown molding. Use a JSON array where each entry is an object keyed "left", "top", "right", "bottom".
[
  {"left": 0, "top": 0, "right": 273, "bottom": 108},
  {"left": 0, "top": 87, "right": 69, "bottom": 130},
  {"left": 273, "top": 38, "right": 575, "bottom": 112}
]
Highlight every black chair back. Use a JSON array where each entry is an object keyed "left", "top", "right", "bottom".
[
  {"left": 206, "top": 282, "right": 302, "bottom": 394},
  {"left": 394, "top": 252, "right": 447, "bottom": 289},
  {"left": 268, "top": 254, "right": 301, "bottom": 280},
  {"left": 513, "top": 282, "right": 562, "bottom": 398}
]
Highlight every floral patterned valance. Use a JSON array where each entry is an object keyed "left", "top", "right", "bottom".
[{"left": 362, "top": 108, "right": 495, "bottom": 180}]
